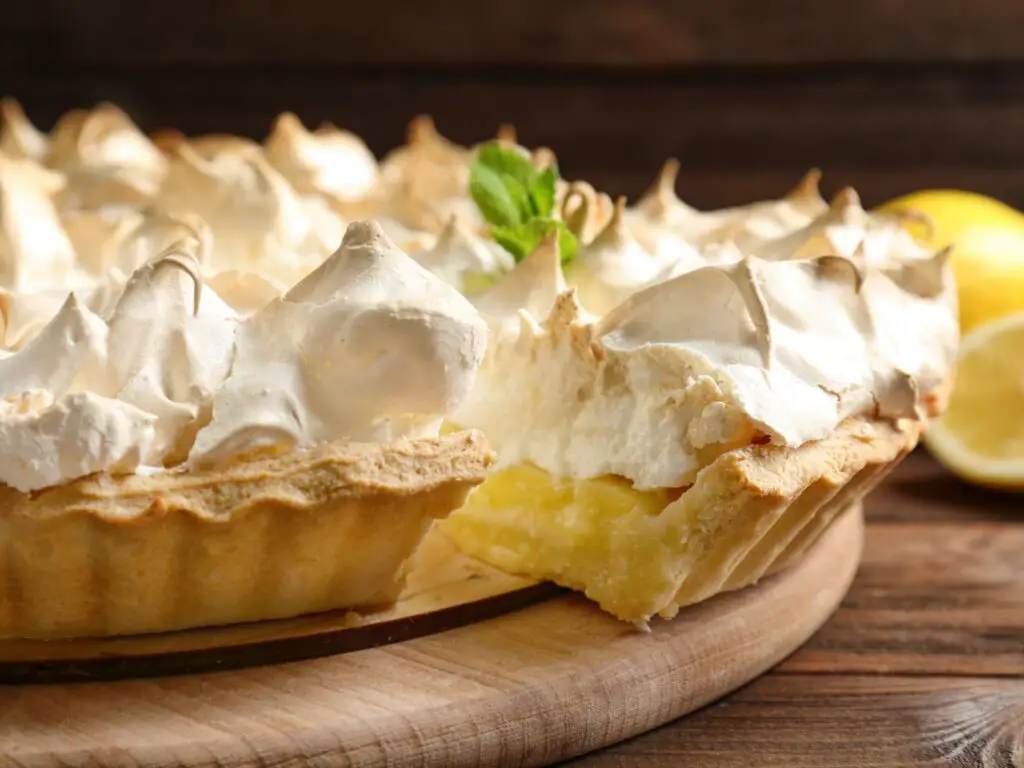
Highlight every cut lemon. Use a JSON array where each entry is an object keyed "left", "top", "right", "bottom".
[{"left": 924, "top": 313, "right": 1024, "bottom": 489}]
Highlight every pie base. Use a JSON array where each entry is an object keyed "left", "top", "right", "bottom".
[
  {"left": 442, "top": 417, "right": 918, "bottom": 625},
  {"left": 0, "top": 431, "right": 493, "bottom": 640}
]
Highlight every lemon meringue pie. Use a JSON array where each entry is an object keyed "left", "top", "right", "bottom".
[{"left": 0, "top": 100, "right": 958, "bottom": 636}]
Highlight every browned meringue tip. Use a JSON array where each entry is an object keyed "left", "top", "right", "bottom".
[
  {"left": 828, "top": 186, "right": 861, "bottom": 213},
  {"left": 893, "top": 244, "right": 954, "bottom": 300},
  {"left": 78, "top": 102, "right": 143, "bottom": 145},
  {"left": 0, "top": 96, "right": 28, "bottom": 123},
  {"left": 816, "top": 253, "right": 865, "bottom": 293},
  {"left": 532, "top": 146, "right": 557, "bottom": 169},
  {"left": 880, "top": 207, "right": 937, "bottom": 239},
  {"left": 653, "top": 157, "right": 681, "bottom": 195},
  {"left": 407, "top": 114, "right": 438, "bottom": 145},
  {"left": 787, "top": 168, "right": 823, "bottom": 200},
  {"left": 589, "top": 195, "right": 629, "bottom": 248},
  {"left": 269, "top": 110, "right": 305, "bottom": 138},
  {"left": 496, "top": 123, "right": 517, "bottom": 144},
  {"left": 150, "top": 128, "right": 187, "bottom": 154}
]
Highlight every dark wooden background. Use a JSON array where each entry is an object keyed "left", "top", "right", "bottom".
[{"left": 3, "top": 1, "right": 1024, "bottom": 208}]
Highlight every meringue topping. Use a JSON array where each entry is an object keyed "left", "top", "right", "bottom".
[
  {"left": 560, "top": 181, "right": 614, "bottom": 245},
  {"left": 189, "top": 220, "right": 487, "bottom": 466},
  {"left": 46, "top": 103, "right": 168, "bottom": 210},
  {"left": 471, "top": 231, "right": 568, "bottom": 337},
  {"left": 156, "top": 145, "right": 343, "bottom": 284},
  {"left": 0, "top": 153, "right": 77, "bottom": 291},
  {"left": 698, "top": 169, "right": 828, "bottom": 246},
  {"left": 0, "top": 98, "right": 48, "bottom": 162},
  {"left": 743, "top": 187, "right": 933, "bottom": 267},
  {"left": 564, "top": 196, "right": 667, "bottom": 315},
  {"left": 379, "top": 115, "right": 470, "bottom": 200},
  {"left": 411, "top": 214, "right": 514, "bottom": 293},
  {"left": 0, "top": 244, "right": 238, "bottom": 490},
  {"left": 455, "top": 249, "right": 956, "bottom": 489},
  {"left": 206, "top": 270, "right": 285, "bottom": 315},
  {"left": 265, "top": 112, "right": 379, "bottom": 201}
]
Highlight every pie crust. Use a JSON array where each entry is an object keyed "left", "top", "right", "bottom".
[{"left": 0, "top": 430, "right": 493, "bottom": 639}]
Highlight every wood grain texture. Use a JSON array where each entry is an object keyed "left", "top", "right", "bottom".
[
  {"left": 865, "top": 450, "right": 1024, "bottom": 524},
  {"left": 782, "top": 520, "right": 1024, "bottom": 677},
  {"left": 569, "top": 675, "right": 1024, "bottom": 767},
  {"left": 3, "top": 0, "right": 1024, "bottom": 67},
  {"left": 0, "top": 509, "right": 862, "bottom": 767},
  {"left": 8, "top": 70, "right": 1024, "bottom": 208}
]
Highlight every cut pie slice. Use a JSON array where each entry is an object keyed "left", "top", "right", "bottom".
[{"left": 442, "top": 418, "right": 916, "bottom": 625}]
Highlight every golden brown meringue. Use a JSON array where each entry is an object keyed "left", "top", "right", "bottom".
[
  {"left": 46, "top": 103, "right": 168, "bottom": 210},
  {"left": 0, "top": 98, "right": 48, "bottom": 162},
  {"left": 265, "top": 112, "right": 378, "bottom": 201}
]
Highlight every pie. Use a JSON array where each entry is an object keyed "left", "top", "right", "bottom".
[{"left": 0, "top": 99, "right": 957, "bottom": 637}]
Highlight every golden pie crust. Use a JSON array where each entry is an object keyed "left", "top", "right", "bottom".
[{"left": 0, "top": 430, "right": 493, "bottom": 640}]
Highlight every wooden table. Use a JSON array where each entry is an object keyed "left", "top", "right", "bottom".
[{"left": 571, "top": 450, "right": 1024, "bottom": 767}]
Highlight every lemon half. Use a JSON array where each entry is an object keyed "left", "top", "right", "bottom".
[{"left": 924, "top": 313, "right": 1024, "bottom": 489}]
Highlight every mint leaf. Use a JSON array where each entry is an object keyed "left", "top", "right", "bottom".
[
  {"left": 476, "top": 142, "right": 537, "bottom": 190},
  {"left": 470, "top": 162, "right": 521, "bottom": 228},
  {"left": 470, "top": 142, "right": 577, "bottom": 264},
  {"left": 491, "top": 225, "right": 535, "bottom": 262},
  {"left": 530, "top": 165, "right": 559, "bottom": 218},
  {"left": 502, "top": 173, "right": 534, "bottom": 223},
  {"left": 492, "top": 218, "right": 578, "bottom": 265}
]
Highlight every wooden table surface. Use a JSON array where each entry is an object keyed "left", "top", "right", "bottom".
[{"left": 570, "top": 449, "right": 1024, "bottom": 768}]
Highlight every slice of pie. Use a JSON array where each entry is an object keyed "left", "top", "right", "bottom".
[{"left": 442, "top": 230, "right": 957, "bottom": 625}]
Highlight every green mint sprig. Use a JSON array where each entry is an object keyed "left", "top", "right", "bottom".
[{"left": 469, "top": 142, "right": 577, "bottom": 264}]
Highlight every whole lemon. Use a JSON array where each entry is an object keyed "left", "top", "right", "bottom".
[{"left": 878, "top": 190, "right": 1024, "bottom": 334}]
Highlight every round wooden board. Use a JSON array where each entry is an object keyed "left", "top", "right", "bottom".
[{"left": 0, "top": 508, "right": 863, "bottom": 768}]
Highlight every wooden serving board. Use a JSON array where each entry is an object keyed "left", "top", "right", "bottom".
[{"left": 0, "top": 506, "right": 863, "bottom": 767}]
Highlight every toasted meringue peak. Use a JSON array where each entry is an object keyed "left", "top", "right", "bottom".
[
  {"left": 46, "top": 103, "right": 167, "bottom": 209},
  {"left": 787, "top": 167, "right": 824, "bottom": 202},
  {"left": 374, "top": 175, "right": 448, "bottom": 233},
  {"left": 632, "top": 158, "right": 695, "bottom": 226},
  {"left": 150, "top": 128, "right": 187, "bottom": 155},
  {"left": 532, "top": 146, "right": 558, "bottom": 170},
  {"left": 157, "top": 144, "right": 341, "bottom": 283},
  {"left": 0, "top": 98, "right": 48, "bottom": 162},
  {"left": 189, "top": 219, "right": 487, "bottom": 466},
  {"left": 744, "top": 185, "right": 930, "bottom": 268},
  {"left": 0, "top": 280, "right": 120, "bottom": 352},
  {"left": 472, "top": 231, "right": 567, "bottom": 331},
  {"left": 379, "top": 115, "right": 470, "bottom": 205},
  {"left": 565, "top": 196, "right": 665, "bottom": 314},
  {"left": 411, "top": 214, "right": 514, "bottom": 293},
  {"left": 495, "top": 123, "right": 518, "bottom": 145},
  {"left": 688, "top": 170, "right": 828, "bottom": 250},
  {"left": 0, "top": 153, "right": 77, "bottom": 291},
  {"left": 264, "top": 111, "right": 378, "bottom": 201},
  {"left": 561, "top": 181, "right": 614, "bottom": 245},
  {"left": 0, "top": 292, "right": 109, "bottom": 398},
  {"left": 63, "top": 207, "right": 211, "bottom": 283}
]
